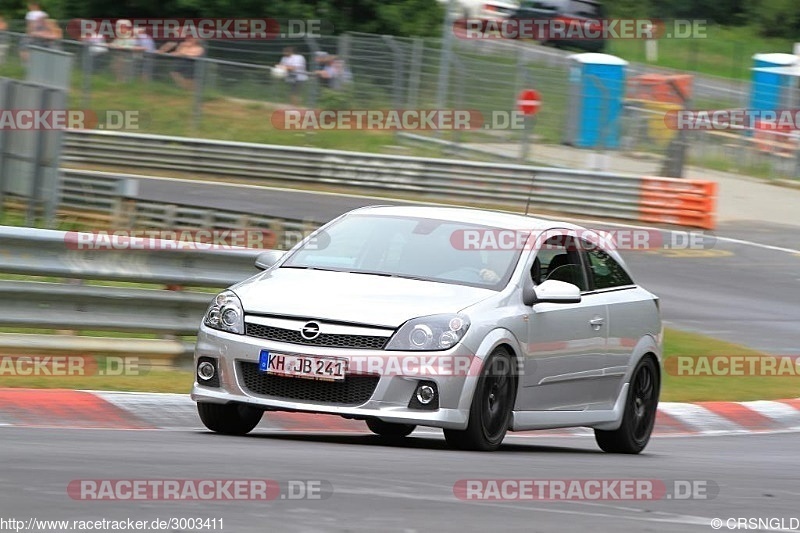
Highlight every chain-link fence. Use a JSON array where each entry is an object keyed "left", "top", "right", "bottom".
[{"left": 0, "top": 26, "right": 799, "bottom": 180}]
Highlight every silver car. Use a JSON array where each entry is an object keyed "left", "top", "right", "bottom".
[{"left": 192, "top": 206, "right": 662, "bottom": 453}]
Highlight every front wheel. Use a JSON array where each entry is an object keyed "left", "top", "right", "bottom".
[
  {"left": 444, "top": 348, "right": 517, "bottom": 451},
  {"left": 594, "top": 356, "right": 659, "bottom": 454},
  {"left": 197, "top": 402, "right": 263, "bottom": 435},
  {"left": 366, "top": 418, "right": 416, "bottom": 438}
]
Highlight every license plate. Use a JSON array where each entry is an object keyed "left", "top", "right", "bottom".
[{"left": 259, "top": 350, "right": 347, "bottom": 381}]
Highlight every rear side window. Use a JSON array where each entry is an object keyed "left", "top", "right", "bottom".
[{"left": 585, "top": 248, "right": 634, "bottom": 290}]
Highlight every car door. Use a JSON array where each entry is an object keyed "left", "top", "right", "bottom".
[
  {"left": 581, "top": 240, "right": 655, "bottom": 406},
  {"left": 518, "top": 231, "right": 609, "bottom": 411}
]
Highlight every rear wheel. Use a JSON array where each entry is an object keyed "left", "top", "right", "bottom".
[
  {"left": 444, "top": 348, "right": 516, "bottom": 451},
  {"left": 366, "top": 419, "right": 416, "bottom": 438},
  {"left": 594, "top": 357, "right": 659, "bottom": 454},
  {"left": 197, "top": 402, "right": 263, "bottom": 435}
]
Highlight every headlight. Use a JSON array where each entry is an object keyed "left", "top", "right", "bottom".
[
  {"left": 203, "top": 291, "right": 244, "bottom": 334},
  {"left": 386, "top": 314, "right": 470, "bottom": 351}
]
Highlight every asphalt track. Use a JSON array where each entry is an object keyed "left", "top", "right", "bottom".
[
  {"left": 138, "top": 176, "right": 800, "bottom": 355},
  {"left": 0, "top": 426, "right": 798, "bottom": 532}
]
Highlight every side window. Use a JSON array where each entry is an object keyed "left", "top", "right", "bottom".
[
  {"left": 532, "top": 235, "right": 587, "bottom": 291},
  {"left": 585, "top": 248, "right": 634, "bottom": 290}
]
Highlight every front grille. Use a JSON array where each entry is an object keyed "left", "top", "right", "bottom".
[
  {"left": 245, "top": 322, "right": 389, "bottom": 350},
  {"left": 239, "top": 362, "right": 380, "bottom": 406}
]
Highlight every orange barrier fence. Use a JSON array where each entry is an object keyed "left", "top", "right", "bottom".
[{"left": 639, "top": 177, "right": 718, "bottom": 230}]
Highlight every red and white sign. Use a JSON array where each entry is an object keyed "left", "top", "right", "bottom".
[{"left": 517, "top": 89, "right": 541, "bottom": 116}]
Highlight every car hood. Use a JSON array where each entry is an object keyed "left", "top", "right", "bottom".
[{"left": 234, "top": 268, "right": 495, "bottom": 328}]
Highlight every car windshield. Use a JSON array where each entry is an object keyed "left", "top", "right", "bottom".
[{"left": 281, "top": 214, "right": 526, "bottom": 290}]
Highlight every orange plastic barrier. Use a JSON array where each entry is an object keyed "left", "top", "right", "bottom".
[
  {"left": 627, "top": 74, "right": 693, "bottom": 104},
  {"left": 639, "top": 177, "right": 718, "bottom": 230}
]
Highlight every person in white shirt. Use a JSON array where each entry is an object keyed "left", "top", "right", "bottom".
[
  {"left": 277, "top": 47, "right": 308, "bottom": 106},
  {"left": 21, "top": 2, "right": 47, "bottom": 62}
]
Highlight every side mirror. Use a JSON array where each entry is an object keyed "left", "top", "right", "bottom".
[
  {"left": 524, "top": 279, "right": 581, "bottom": 305},
  {"left": 254, "top": 250, "right": 284, "bottom": 270}
]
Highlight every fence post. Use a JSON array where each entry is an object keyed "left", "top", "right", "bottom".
[
  {"left": 435, "top": 0, "right": 457, "bottom": 138},
  {"left": 81, "top": 43, "right": 92, "bottom": 108},
  {"left": 191, "top": 58, "right": 207, "bottom": 134},
  {"left": 305, "top": 35, "right": 321, "bottom": 108},
  {"left": 407, "top": 38, "right": 423, "bottom": 108},
  {"left": 381, "top": 35, "right": 404, "bottom": 110}
]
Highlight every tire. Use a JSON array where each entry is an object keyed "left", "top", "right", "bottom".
[
  {"left": 197, "top": 402, "right": 263, "bottom": 436},
  {"left": 366, "top": 418, "right": 416, "bottom": 438},
  {"left": 444, "top": 348, "right": 517, "bottom": 451},
  {"left": 594, "top": 357, "right": 659, "bottom": 454}
]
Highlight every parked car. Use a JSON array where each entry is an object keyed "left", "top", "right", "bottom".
[
  {"left": 192, "top": 206, "right": 662, "bottom": 453},
  {"left": 509, "top": 0, "right": 607, "bottom": 52},
  {"left": 441, "top": 0, "right": 521, "bottom": 29}
]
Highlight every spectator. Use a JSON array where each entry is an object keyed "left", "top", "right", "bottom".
[
  {"left": 0, "top": 16, "right": 9, "bottom": 65},
  {"left": 40, "top": 18, "right": 62, "bottom": 49},
  {"left": 134, "top": 27, "right": 156, "bottom": 53},
  {"left": 329, "top": 57, "right": 353, "bottom": 90},
  {"left": 134, "top": 27, "right": 156, "bottom": 81},
  {"left": 277, "top": 47, "right": 308, "bottom": 106},
  {"left": 159, "top": 35, "right": 205, "bottom": 91},
  {"left": 316, "top": 54, "right": 351, "bottom": 91},
  {"left": 82, "top": 28, "right": 108, "bottom": 57},
  {"left": 314, "top": 51, "right": 334, "bottom": 89},
  {"left": 109, "top": 19, "right": 139, "bottom": 82},
  {"left": 20, "top": 2, "right": 48, "bottom": 62}
]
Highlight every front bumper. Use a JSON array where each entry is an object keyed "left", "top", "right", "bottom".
[{"left": 190, "top": 324, "right": 481, "bottom": 430}]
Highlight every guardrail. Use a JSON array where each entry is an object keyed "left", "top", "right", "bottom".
[
  {"left": 0, "top": 226, "right": 266, "bottom": 363},
  {"left": 62, "top": 129, "right": 718, "bottom": 229},
  {"left": 47, "top": 169, "right": 315, "bottom": 244}
]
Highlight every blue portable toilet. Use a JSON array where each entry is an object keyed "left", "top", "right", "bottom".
[
  {"left": 749, "top": 53, "right": 796, "bottom": 112},
  {"left": 564, "top": 53, "right": 628, "bottom": 149}
]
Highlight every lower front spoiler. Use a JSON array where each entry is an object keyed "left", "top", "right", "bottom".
[{"left": 191, "top": 385, "right": 470, "bottom": 430}]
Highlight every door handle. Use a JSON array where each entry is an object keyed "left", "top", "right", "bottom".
[{"left": 589, "top": 316, "right": 604, "bottom": 329}]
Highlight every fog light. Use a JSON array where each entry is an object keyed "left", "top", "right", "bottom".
[
  {"left": 198, "top": 361, "right": 216, "bottom": 381},
  {"left": 416, "top": 384, "right": 436, "bottom": 405}
]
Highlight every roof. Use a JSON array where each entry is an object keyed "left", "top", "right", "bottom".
[{"left": 349, "top": 205, "right": 586, "bottom": 231}]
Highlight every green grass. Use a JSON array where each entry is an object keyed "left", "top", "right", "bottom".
[
  {"left": 0, "top": 328, "right": 795, "bottom": 401},
  {"left": 662, "top": 329, "right": 799, "bottom": 402},
  {"left": 0, "top": 368, "right": 195, "bottom": 394},
  {"left": 608, "top": 25, "right": 795, "bottom": 81}
]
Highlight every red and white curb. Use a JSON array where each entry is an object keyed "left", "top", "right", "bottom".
[{"left": 1, "top": 389, "right": 799, "bottom": 437}]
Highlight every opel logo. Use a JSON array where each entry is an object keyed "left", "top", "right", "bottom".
[{"left": 300, "top": 321, "right": 321, "bottom": 340}]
